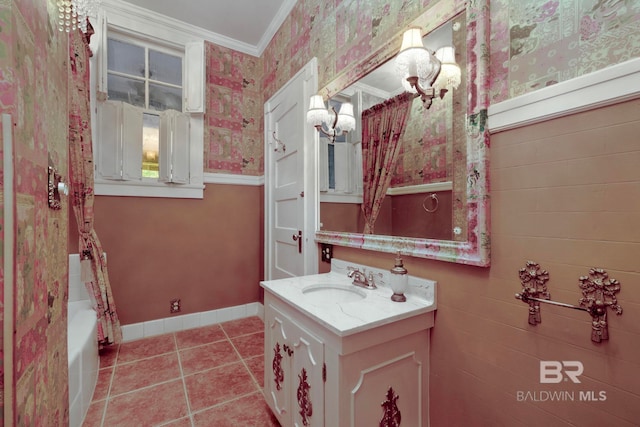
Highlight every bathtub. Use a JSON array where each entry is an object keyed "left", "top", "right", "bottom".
[{"left": 68, "top": 255, "right": 99, "bottom": 427}]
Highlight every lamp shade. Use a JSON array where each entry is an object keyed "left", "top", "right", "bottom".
[
  {"left": 434, "top": 46, "right": 461, "bottom": 89},
  {"left": 307, "top": 95, "right": 327, "bottom": 126},
  {"left": 399, "top": 28, "right": 424, "bottom": 51},
  {"left": 337, "top": 102, "right": 355, "bottom": 133}
]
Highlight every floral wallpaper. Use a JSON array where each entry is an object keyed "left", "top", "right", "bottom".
[
  {"left": 490, "top": 0, "right": 640, "bottom": 102},
  {"left": 0, "top": 0, "right": 70, "bottom": 425},
  {"left": 204, "top": 43, "right": 264, "bottom": 175},
  {"left": 202, "top": 0, "right": 640, "bottom": 176}
]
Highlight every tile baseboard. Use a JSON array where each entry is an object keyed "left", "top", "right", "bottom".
[{"left": 121, "top": 302, "right": 265, "bottom": 342}]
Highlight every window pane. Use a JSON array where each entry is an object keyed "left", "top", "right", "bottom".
[
  {"left": 107, "top": 74, "right": 145, "bottom": 107},
  {"left": 149, "top": 83, "right": 182, "bottom": 111},
  {"left": 142, "top": 113, "right": 159, "bottom": 178},
  {"left": 328, "top": 143, "right": 335, "bottom": 190},
  {"left": 149, "top": 50, "right": 182, "bottom": 86},
  {"left": 108, "top": 38, "right": 145, "bottom": 77}
]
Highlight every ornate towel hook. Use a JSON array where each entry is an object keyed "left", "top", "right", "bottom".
[
  {"left": 516, "top": 261, "right": 550, "bottom": 325},
  {"left": 578, "top": 268, "right": 623, "bottom": 342}
]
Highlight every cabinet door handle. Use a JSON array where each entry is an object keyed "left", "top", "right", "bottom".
[{"left": 292, "top": 230, "right": 302, "bottom": 254}]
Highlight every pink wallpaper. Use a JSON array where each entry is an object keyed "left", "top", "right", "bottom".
[
  {"left": 0, "top": 0, "right": 70, "bottom": 425},
  {"left": 489, "top": 0, "right": 640, "bottom": 102},
  {"left": 202, "top": 0, "right": 640, "bottom": 176},
  {"left": 204, "top": 43, "right": 264, "bottom": 175}
]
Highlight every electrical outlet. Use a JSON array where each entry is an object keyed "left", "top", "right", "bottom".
[
  {"left": 170, "top": 298, "right": 181, "bottom": 313},
  {"left": 321, "top": 243, "right": 333, "bottom": 263}
]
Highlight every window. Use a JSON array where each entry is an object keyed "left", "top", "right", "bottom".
[
  {"left": 319, "top": 97, "right": 363, "bottom": 203},
  {"left": 91, "top": 12, "right": 205, "bottom": 199}
]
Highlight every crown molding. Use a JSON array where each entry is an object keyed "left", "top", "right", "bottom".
[
  {"left": 101, "top": 0, "right": 262, "bottom": 56},
  {"left": 488, "top": 57, "right": 640, "bottom": 133},
  {"left": 255, "top": 0, "right": 297, "bottom": 56}
]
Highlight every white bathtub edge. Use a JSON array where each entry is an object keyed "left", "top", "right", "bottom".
[{"left": 67, "top": 300, "right": 98, "bottom": 427}]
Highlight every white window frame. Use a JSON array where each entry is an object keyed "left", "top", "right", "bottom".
[{"left": 89, "top": 8, "right": 205, "bottom": 199}]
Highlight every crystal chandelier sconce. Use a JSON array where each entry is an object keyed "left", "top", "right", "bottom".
[
  {"left": 306, "top": 95, "right": 356, "bottom": 143},
  {"left": 57, "top": 0, "right": 101, "bottom": 33},
  {"left": 394, "top": 27, "right": 461, "bottom": 108}
]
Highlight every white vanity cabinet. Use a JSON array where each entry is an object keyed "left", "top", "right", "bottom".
[
  {"left": 265, "top": 301, "right": 325, "bottom": 427},
  {"left": 263, "top": 275, "right": 435, "bottom": 427}
]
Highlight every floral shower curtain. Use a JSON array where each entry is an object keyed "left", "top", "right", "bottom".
[
  {"left": 361, "top": 92, "right": 413, "bottom": 234},
  {"left": 68, "top": 24, "right": 122, "bottom": 346}
]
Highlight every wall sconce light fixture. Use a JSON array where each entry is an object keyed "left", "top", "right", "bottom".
[
  {"left": 57, "top": 0, "right": 100, "bottom": 33},
  {"left": 394, "top": 27, "right": 461, "bottom": 108},
  {"left": 306, "top": 95, "right": 356, "bottom": 143}
]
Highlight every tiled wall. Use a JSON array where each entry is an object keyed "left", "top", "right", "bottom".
[
  {"left": 0, "top": 0, "right": 70, "bottom": 424},
  {"left": 334, "top": 98, "right": 640, "bottom": 425}
]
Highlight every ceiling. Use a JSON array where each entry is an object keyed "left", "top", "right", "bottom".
[{"left": 115, "top": 0, "right": 297, "bottom": 56}]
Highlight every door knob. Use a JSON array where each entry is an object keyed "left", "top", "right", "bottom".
[{"left": 292, "top": 230, "right": 302, "bottom": 253}]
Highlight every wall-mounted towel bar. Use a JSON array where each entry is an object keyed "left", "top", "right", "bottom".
[{"left": 515, "top": 261, "right": 623, "bottom": 343}]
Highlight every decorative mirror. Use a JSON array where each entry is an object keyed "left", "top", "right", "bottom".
[{"left": 315, "top": 0, "right": 490, "bottom": 267}]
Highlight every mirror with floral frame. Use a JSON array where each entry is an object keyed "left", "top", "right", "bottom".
[{"left": 315, "top": 0, "right": 490, "bottom": 266}]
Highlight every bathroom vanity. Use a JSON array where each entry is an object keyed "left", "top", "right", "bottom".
[{"left": 261, "top": 259, "right": 436, "bottom": 427}]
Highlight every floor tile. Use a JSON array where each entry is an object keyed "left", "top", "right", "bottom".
[
  {"left": 231, "top": 332, "right": 264, "bottom": 359},
  {"left": 117, "top": 334, "right": 176, "bottom": 364},
  {"left": 82, "top": 400, "right": 106, "bottom": 427},
  {"left": 192, "top": 391, "right": 280, "bottom": 427},
  {"left": 221, "top": 316, "right": 265, "bottom": 338},
  {"left": 184, "top": 361, "right": 258, "bottom": 412},
  {"left": 95, "top": 317, "right": 275, "bottom": 426},
  {"left": 175, "top": 324, "right": 227, "bottom": 349},
  {"left": 110, "top": 352, "right": 181, "bottom": 396},
  {"left": 244, "top": 355, "right": 265, "bottom": 388},
  {"left": 98, "top": 345, "right": 119, "bottom": 368},
  {"left": 179, "top": 340, "right": 239, "bottom": 376},
  {"left": 103, "top": 379, "right": 188, "bottom": 427},
  {"left": 160, "top": 416, "right": 193, "bottom": 426},
  {"left": 92, "top": 367, "right": 114, "bottom": 402}
]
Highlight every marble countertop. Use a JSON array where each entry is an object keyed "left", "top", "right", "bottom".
[{"left": 260, "top": 259, "right": 436, "bottom": 337}]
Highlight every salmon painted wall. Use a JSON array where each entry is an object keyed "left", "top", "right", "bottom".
[
  {"left": 0, "top": 0, "right": 70, "bottom": 424},
  {"left": 71, "top": 184, "right": 264, "bottom": 324},
  {"left": 331, "top": 99, "right": 640, "bottom": 425}
]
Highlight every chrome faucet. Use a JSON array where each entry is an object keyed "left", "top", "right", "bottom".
[{"left": 347, "top": 267, "right": 377, "bottom": 290}]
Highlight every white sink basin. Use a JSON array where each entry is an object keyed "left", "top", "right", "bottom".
[{"left": 302, "top": 284, "right": 367, "bottom": 304}]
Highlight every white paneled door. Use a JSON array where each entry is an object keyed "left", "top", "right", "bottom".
[{"left": 265, "top": 59, "right": 318, "bottom": 280}]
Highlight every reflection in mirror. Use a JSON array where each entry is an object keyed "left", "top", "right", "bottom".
[
  {"left": 315, "top": 0, "right": 490, "bottom": 266},
  {"left": 319, "top": 12, "right": 467, "bottom": 241}
]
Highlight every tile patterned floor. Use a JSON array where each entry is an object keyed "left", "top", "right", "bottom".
[{"left": 83, "top": 316, "right": 280, "bottom": 426}]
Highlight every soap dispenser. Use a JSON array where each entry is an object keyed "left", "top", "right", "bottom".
[{"left": 390, "top": 251, "right": 408, "bottom": 302}]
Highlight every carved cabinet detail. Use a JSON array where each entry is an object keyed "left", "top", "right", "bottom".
[{"left": 265, "top": 302, "right": 324, "bottom": 427}]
